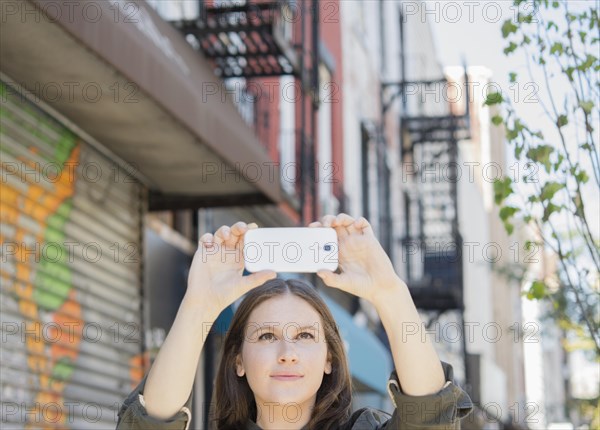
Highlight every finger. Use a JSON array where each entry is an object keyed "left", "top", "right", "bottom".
[
  {"left": 239, "top": 222, "right": 258, "bottom": 250},
  {"left": 230, "top": 222, "right": 247, "bottom": 237},
  {"left": 213, "top": 225, "right": 230, "bottom": 246},
  {"left": 332, "top": 212, "right": 354, "bottom": 226},
  {"left": 335, "top": 213, "right": 355, "bottom": 226},
  {"left": 355, "top": 217, "right": 374, "bottom": 236},
  {"left": 242, "top": 223, "right": 258, "bottom": 242},
  {"left": 308, "top": 221, "right": 322, "bottom": 228},
  {"left": 334, "top": 224, "right": 348, "bottom": 239},
  {"left": 320, "top": 214, "right": 337, "bottom": 227},
  {"left": 316, "top": 269, "right": 347, "bottom": 291},
  {"left": 336, "top": 213, "right": 358, "bottom": 236},
  {"left": 242, "top": 270, "right": 277, "bottom": 292},
  {"left": 199, "top": 233, "right": 215, "bottom": 247},
  {"left": 227, "top": 222, "right": 247, "bottom": 248}
]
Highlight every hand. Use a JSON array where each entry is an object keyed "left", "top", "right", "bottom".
[
  {"left": 186, "top": 222, "right": 277, "bottom": 314},
  {"left": 310, "top": 213, "right": 405, "bottom": 304}
]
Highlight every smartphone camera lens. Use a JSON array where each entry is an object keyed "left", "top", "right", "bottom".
[{"left": 324, "top": 244, "right": 332, "bottom": 251}]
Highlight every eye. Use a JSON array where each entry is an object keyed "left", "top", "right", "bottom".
[
  {"left": 298, "top": 332, "right": 315, "bottom": 340},
  {"left": 259, "top": 333, "right": 276, "bottom": 341}
]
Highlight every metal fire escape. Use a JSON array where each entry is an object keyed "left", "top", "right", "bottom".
[
  {"left": 168, "top": 0, "right": 320, "bottom": 223},
  {"left": 381, "top": 10, "right": 471, "bottom": 314},
  {"left": 398, "top": 78, "right": 471, "bottom": 312}
]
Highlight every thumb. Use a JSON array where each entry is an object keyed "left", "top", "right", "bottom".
[
  {"left": 317, "top": 270, "right": 344, "bottom": 289},
  {"left": 242, "top": 270, "right": 277, "bottom": 292}
]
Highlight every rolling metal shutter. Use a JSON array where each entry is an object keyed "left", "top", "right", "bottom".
[{"left": 1, "top": 79, "right": 145, "bottom": 429}]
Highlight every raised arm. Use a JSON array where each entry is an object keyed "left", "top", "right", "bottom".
[
  {"left": 126, "top": 222, "right": 276, "bottom": 421},
  {"left": 311, "top": 214, "right": 444, "bottom": 394}
]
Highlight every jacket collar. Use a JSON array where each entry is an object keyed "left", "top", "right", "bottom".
[{"left": 246, "top": 419, "right": 309, "bottom": 430}]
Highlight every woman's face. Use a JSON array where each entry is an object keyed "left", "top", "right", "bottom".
[{"left": 236, "top": 293, "right": 332, "bottom": 408}]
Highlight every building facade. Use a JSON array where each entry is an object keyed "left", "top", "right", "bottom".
[{"left": 1, "top": 1, "right": 540, "bottom": 429}]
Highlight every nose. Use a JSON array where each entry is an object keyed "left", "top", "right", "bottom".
[{"left": 277, "top": 340, "right": 298, "bottom": 363}]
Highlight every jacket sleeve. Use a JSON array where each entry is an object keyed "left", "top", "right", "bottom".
[
  {"left": 116, "top": 374, "right": 193, "bottom": 430},
  {"left": 379, "top": 361, "right": 473, "bottom": 429}
]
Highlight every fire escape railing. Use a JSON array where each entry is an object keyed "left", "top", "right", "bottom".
[{"left": 171, "top": 2, "right": 299, "bottom": 78}]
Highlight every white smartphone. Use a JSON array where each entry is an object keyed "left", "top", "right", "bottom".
[{"left": 243, "top": 227, "right": 338, "bottom": 273}]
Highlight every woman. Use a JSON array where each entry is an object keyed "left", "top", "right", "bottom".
[{"left": 116, "top": 214, "right": 473, "bottom": 429}]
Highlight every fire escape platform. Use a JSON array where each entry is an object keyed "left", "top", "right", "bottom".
[{"left": 171, "top": 3, "right": 299, "bottom": 78}]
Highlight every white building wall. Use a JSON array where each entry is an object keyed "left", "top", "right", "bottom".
[
  {"left": 458, "top": 140, "right": 495, "bottom": 361},
  {"left": 522, "top": 297, "right": 551, "bottom": 429},
  {"left": 340, "top": 0, "right": 383, "bottom": 228}
]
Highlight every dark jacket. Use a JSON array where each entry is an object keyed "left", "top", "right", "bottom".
[{"left": 116, "top": 361, "right": 473, "bottom": 430}]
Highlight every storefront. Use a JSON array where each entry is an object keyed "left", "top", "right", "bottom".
[
  {"left": 1, "top": 77, "right": 146, "bottom": 428},
  {"left": 1, "top": 1, "right": 292, "bottom": 428}
]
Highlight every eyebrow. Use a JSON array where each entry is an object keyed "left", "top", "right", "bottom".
[{"left": 248, "top": 324, "right": 320, "bottom": 336}]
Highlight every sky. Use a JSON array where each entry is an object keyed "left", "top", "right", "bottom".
[{"left": 430, "top": 0, "right": 599, "bottom": 238}]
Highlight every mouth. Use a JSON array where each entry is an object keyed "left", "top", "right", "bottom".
[{"left": 270, "top": 375, "right": 304, "bottom": 381}]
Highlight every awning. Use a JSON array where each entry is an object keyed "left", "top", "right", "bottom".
[
  {"left": 0, "top": 0, "right": 283, "bottom": 209},
  {"left": 321, "top": 294, "right": 393, "bottom": 395}
]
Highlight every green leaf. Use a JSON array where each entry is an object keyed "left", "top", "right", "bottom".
[
  {"left": 502, "top": 19, "right": 518, "bottom": 38},
  {"left": 578, "top": 54, "right": 598, "bottom": 71},
  {"left": 579, "top": 100, "right": 594, "bottom": 114},
  {"left": 579, "top": 31, "right": 587, "bottom": 43},
  {"left": 484, "top": 92, "right": 504, "bottom": 106},
  {"left": 547, "top": 20, "right": 558, "bottom": 31},
  {"left": 580, "top": 143, "right": 592, "bottom": 151},
  {"left": 514, "top": 118, "right": 525, "bottom": 132},
  {"left": 553, "top": 153, "right": 564, "bottom": 170},
  {"left": 551, "top": 1, "right": 559, "bottom": 8},
  {"left": 504, "top": 42, "right": 518, "bottom": 55},
  {"left": 504, "top": 221, "right": 515, "bottom": 235},
  {"left": 542, "top": 202, "right": 561, "bottom": 222},
  {"left": 550, "top": 42, "right": 564, "bottom": 55},
  {"left": 521, "top": 35, "right": 531, "bottom": 46},
  {"left": 500, "top": 206, "right": 519, "bottom": 221},
  {"left": 507, "top": 127, "right": 519, "bottom": 141},
  {"left": 509, "top": 72, "right": 518, "bottom": 83},
  {"left": 557, "top": 114, "right": 568, "bottom": 128},
  {"left": 573, "top": 193, "right": 583, "bottom": 215},
  {"left": 565, "top": 66, "right": 575, "bottom": 82},
  {"left": 575, "top": 170, "right": 589, "bottom": 184},
  {"left": 527, "top": 145, "right": 554, "bottom": 172},
  {"left": 540, "top": 181, "right": 565, "bottom": 201},
  {"left": 515, "top": 144, "right": 524, "bottom": 159},
  {"left": 527, "top": 281, "right": 546, "bottom": 300},
  {"left": 517, "top": 12, "right": 533, "bottom": 24},
  {"left": 492, "top": 115, "right": 504, "bottom": 125},
  {"left": 493, "top": 177, "right": 513, "bottom": 205}
]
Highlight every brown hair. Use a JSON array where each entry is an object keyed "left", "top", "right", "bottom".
[{"left": 212, "top": 278, "right": 353, "bottom": 430}]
